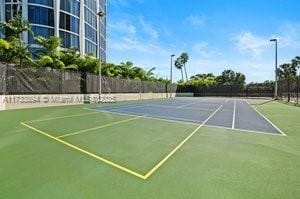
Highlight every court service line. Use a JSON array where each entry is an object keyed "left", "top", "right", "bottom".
[
  {"left": 57, "top": 116, "right": 143, "bottom": 138},
  {"left": 245, "top": 100, "right": 287, "bottom": 136},
  {"left": 20, "top": 122, "right": 146, "bottom": 180},
  {"left": 204, "top": 124, "right": 284, "bottom": 136},
  {"left": 143, "top": 104, "right": 223, "bottom": 179},
  {"left": 95, "top": 109, "right": 202, "bottom": 125},
  {"left": 25, "top": 112, "right": 101, "bottom": 123},
  {"left": 94, "top": 109, "right": 200, "bottom": 126},
  {"left": 176, "top": 101, "right": 200, "bottom": 108},
  {"left": 145, "top": 104, "right": 216, "bottom": 112},
  {"left": 232, "top": 98, "right": 236, "bottom": 129}
]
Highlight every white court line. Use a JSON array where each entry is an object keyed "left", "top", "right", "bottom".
[
  {"left": 145, "top": 104, "right": 215, "bottom": 112},
  {"left": 176, "top": 101, "right": 200, "bottom": 108},
  {"left": 92, "top": 109, "right": 201, "bottom": 126},
  {"left": 204, "top": 124, "right": 284, "bottom": 136},
  {"left": 232, "top": 98, "right": 236, "bottom": 129},
  {"left": 245, "top": 100, "right": 287, "bottom": 136}
]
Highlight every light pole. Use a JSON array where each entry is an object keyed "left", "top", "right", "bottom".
[
  {"left": 270, "top": 39, "right": 278, "bottom": 99},
  {"left": 170, "top": 54, "right": 175, "bottom": 84},
  {"left": 97, "top": 11, "right": 106, "bottom": 102},
  {"left": 169, "top": 54, "right": 175, "bottom": 98}
]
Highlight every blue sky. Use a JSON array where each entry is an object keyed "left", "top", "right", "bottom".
[{"left": 107, "top": 0, "right": 300, "bottom": 82}]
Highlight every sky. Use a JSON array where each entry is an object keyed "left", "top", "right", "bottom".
[{"left": 107, "top": 0, "right": 300, "bottom": 83}]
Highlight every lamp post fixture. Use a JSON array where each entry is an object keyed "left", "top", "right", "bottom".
[
  {"left": 97, "top": 11, "right": 106, "bottom": 102},
  {"left": 270, "top": 38, "right": 278, "bottom": 99}
]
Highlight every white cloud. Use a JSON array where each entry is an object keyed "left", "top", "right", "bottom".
[
  {"left": 276, "top": 23, "right": 300, "bottom": 48},
  {"left": 138, "top": 16, "right": 159, "bottom": 39},
  {"left": 233, "top": 31, "right": 269, "bottom": 57},
  {"left": 186, "top": 15, "right": 206, "bottom": 28},
  {"left": 192, "top": 42, "right": 222, "bottom": 58},
  {"left": 109, "top": 20, "right": 136, "bottom": 35}
]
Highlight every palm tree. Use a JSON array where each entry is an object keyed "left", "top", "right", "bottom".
[
  {"left": 175, "top": 58, "right": 184, "bottom": 81},
  {"left": 146, "top": 67, "right": 156, "bottom": 80},
  {"left": 120, "top": 61, "right": 134, "bottom": 79},
  {"left": 278, "top": 63, "right": 297, "bottom": 102},
  {"left": 0, "top": 15, "right": 32, "bottom": 66},
  {"left": 180, "top": 52, "right": 189, "bottom": 81}
]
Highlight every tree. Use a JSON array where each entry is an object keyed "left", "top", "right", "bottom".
[
  {"left": 0, "top": 15, "right": 32, "bottom": 66},
  {"left": 0, "top": 39, "right": 11, "bottom": 62},
  {"left": 179, "top": 52, "right": 189, "bottom": 81},
  {"left": 216, "top": 69, "right": 246, "bottom": 86},
  {"left": 78, "top": 54, "right": 99, "bottom": 74},
  {"left": 277, "top": 63, "right": 297, "bottom": 102},
  {"left": 60, "top": 48, "right": 81, "bottom": 71},
  {"left": 120, "top": 61, "right": 135, "bottom": 79},
  {"left": 34, "top": 36, "right": 65, "bottom": 69},
  {"left": 175, "top": 57, "right": 184, "bottom": 81},
  {"left": 191, "top": 73, "right": 215, "bottom": 80}
]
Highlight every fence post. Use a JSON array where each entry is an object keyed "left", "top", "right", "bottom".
[
  {"left": 297, "top": 76, "right": 299, "bottom": 104},
  {"left": 5, "top": 64, "right": 8, "bottom": 95}
]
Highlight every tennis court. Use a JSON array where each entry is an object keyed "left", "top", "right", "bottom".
[
  {"left": 19, "top": 97, "right": 286, "bottom": 181},
  {"left": 1, "top": 97, "right": 299, "bottom": 198}
]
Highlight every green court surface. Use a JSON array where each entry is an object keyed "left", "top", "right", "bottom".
[{"left": 0, "top": 101, "right": 299, "bottom": 199}]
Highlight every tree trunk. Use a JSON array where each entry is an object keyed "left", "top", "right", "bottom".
[
  {"left": 180, "top": 68, "right": 184, "bottom": 81},
  {"left": 184, "top": 64, "right": 188, "bottom": 81}
]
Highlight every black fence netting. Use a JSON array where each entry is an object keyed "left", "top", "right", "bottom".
[
  {"left": 0, "top": 63, "right": 5, "bottom": 95},
  {"left": 178, "top": 84, "right": 275, "bottom": 98},
  {"left": 1, "top": 63, "right": 176, "bottom": 94},
  {"left": 278, "top": 77, "right": 300, "bottom": 103}
]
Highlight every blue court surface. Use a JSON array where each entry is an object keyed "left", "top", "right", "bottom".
[{"left": 93, "top": 97, "right": 285, "bottom": 136}]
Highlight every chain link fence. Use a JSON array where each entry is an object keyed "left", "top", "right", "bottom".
[
  {"left": 0, "top": 63, "right": 177, "bottom": 95},
  {"left": 278, "top": 77, "right": 300, "bottom": 103},
  {"left": 177, "top": 85, "right": 275, "bottom": 98}
]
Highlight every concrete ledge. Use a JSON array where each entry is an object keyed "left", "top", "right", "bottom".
[
  {"left": 0, "top": 95, "right": 5, "bottom": 110},
  {"left": 0, "top": 93, "right": 176, "bottom": 110}
]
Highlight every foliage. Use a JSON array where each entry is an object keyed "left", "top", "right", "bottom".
[
  {"left": 179, "top": 70, "right": 246, "bottom": 87},
  {"left": 215, "top": 69, "right": 246, "bottom": 86},
  {"left": 247, "top": 80, "right": 274, "bottom": 89},
  {"left": 277, "top": 59, "right": 299, "bottom": 102},
  {"left": 0, "top": 15, "right": 31, "bottom": 39},
  {"left": 174, "top": 57, "right": 184, "bottom": 81},
  {"left": 0, "top": 15, "right": 33, "bottom": 66}
]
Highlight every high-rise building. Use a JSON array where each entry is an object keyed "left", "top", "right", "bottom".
[{"left": 0, "top": 0, "right": 107, "bottom": 61}]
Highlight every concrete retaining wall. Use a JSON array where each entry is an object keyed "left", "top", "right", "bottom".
[{"left": 0, "top": 93, "right": 177, "bottom": 110}]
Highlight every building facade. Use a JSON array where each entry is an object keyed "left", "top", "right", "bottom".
[{"left": 0, "top": 0, "right": 107, "bottom": 61}]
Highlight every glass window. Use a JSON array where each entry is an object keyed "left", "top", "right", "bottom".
[
  {"left": 85, "top": 40, "right": 97, "bottom": 55},
  {"left": 28, "top": 5, "right": 54, "bottom": 27},
  {"left": 60, "top": 0, "right": 80, "bottom": 17},
  {"left": 5, "top": 4, "right": 22, "bottom": 20},
  {"left": 84, "top": 7, "right": 96, "bottom": 27},
  {"left": 28, "top": 0, "right": 53, "bottom": 7},
  {"left": 28, "top": 26, "right": 54, "bottom": 44},
  {"left": 60, "top": 12, "right": 79, "bottom": 33},
  {"left": 85, "top": 24, "right": 97, "bottom": 42},
  {"left": 60, "top": 31, "right": 79, "bottom": 48},
  {"left": 84, "top": 0, "right": 97, "bottom": 12}
]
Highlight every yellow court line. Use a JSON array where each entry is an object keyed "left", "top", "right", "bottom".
[
  {"left": 57, "top": 115, "right": 143, "bottom": 138},
  {"left": 21, "top": 104, "right": 223, "bottom": 180},
  {"left": 143, "top": 104, "right": 223, "bottom": 179},
  {"left": 21, "top": 122, "right": 146, "bottom": 180},
  {"left": 25, "top": 111, "right": 101, "bottom": 123}
]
